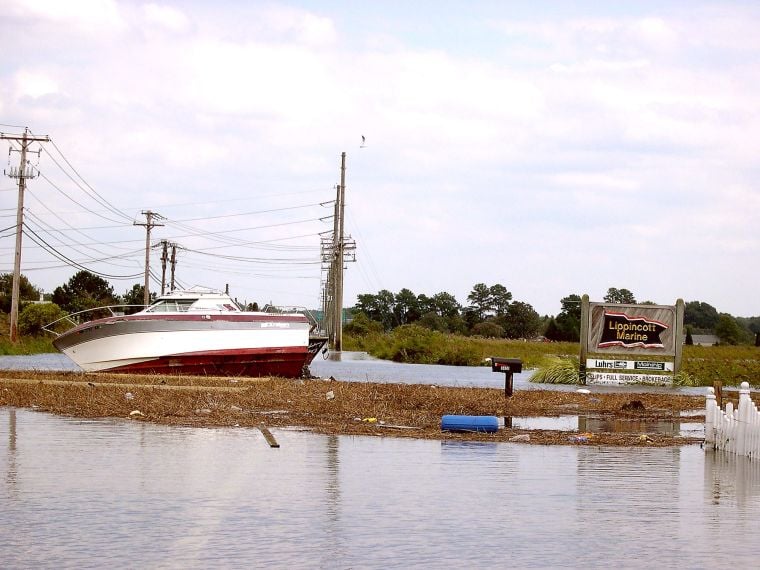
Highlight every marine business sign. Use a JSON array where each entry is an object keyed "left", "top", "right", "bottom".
[
  {"left": 598, "top": 311, "right": 668, "bottom": 349},
  {"left": 587, "top": 302, "right": 677, "bottom": 356}
]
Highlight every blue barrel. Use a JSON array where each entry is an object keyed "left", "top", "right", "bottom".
[{"left": 441, "top": 415, "right": 499, "bottom": 433}]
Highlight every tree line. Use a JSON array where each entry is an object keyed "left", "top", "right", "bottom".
[
  {"left": 2, "top": 271, "right": 759, "bottom": 345},
  {"left": 347, "top": 285, "right": 760, "bottom": 346}
]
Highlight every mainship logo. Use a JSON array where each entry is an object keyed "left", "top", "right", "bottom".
[{"left": 598, "top": 311, "right": 668, "bottom": 349}]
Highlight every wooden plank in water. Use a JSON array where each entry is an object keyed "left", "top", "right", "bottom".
[{"left": 258, "top": 424, "right": 280, "bottom": 448}]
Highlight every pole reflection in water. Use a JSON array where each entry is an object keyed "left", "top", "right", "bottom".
[
  {"left": 5, "top": 410, "right": 17, "bottom": 489},
  {"left": 2, "top": 408, "right": 760, "bottom": 567}
]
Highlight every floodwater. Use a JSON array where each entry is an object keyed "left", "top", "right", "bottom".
[
  {"left": 2, "top": 408, "right": 760, "bottom": 568},
  {"left": 2, "top": 352, "right": 751, "bottom": 567}
]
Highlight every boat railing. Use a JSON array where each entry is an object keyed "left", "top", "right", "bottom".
[
  {"left": 262, "top": 304, "right": 324, "bottom": 335},
  {"left": 42, "top": 304, "right": 147, "bottom": 337}
]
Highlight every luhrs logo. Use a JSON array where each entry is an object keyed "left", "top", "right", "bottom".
[{"left": 599, "top": 311, "right": 668, "bottom": 349}]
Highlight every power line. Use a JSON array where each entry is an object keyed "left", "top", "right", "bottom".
[
  {"left": 22, "top": 225, "right": 143, "bottom": 280},
  {"left": 43, "top": 139, "right": 133, "bottom": 222}
]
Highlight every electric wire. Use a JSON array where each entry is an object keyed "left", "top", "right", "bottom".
[
  {"left": 22, "top": 226, "right": 143, "bottom": 280},
  {"left": 43, "top": 139, "right": 133, "bottom": 222}
]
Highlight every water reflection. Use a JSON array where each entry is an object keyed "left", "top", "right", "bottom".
[
  {"left": 704, "top": 450, "right": 760, "bottom": 508},
  {"left": 504, "top": 414, "right": 703, "bottom": 437},
  {"left": 5, "top": 410, "right": 16, "bottom": 489},
  {"left": 3, "top": 407, "right": 760, "bottom": 567}
]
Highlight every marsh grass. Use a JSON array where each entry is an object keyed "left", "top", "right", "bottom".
[
  {"left": 530, "top": 356, "right": 580, "bottom": 384},
  {"left": 345, "top": 327, "right": 578, "bottom": 368},
  {"left": 347, "top": 330, "right": 760, "bottom": 386},
  {"left": 0, "top": 335, "right": 56, "bottom": 355}
]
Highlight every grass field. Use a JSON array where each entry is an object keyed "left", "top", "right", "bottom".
[{"left": 345, "top": 327, "right": 760, "bottom": 387}]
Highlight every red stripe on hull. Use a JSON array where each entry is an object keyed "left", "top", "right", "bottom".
[{"left": 106, "top": 347, "right": 310, "bottom": 378}]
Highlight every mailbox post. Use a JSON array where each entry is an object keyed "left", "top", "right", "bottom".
[{"left": 491, "top": 357, "right": 522, "bottom": 397}]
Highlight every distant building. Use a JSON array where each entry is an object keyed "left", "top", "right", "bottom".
[{"left": 684, "top": 334, "right": 719, "bottom": 346}]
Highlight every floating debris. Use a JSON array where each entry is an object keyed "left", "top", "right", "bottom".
[
  {"left": 259, "top": 424, "right": 280, "bottom": 448},
  {"left": 509, "top": 434, "right": 530, "bottom": 442}
]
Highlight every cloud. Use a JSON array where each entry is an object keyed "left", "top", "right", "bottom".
[
  {"left": 143, "top": 3, "right": 191, "bottom": 34},
  {"left": 2, "top": 1, "right": 760, "bottom": 317},
  {"left": 8, "top": 0, "right": 126, "bottom": 34}
]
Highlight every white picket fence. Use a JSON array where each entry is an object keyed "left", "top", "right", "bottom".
[{"left": 705, "top": 382, "right": 760, "bottom": 458}]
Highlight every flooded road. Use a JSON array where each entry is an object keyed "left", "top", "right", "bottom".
[
  {"left": 0, "top": 351, "right": 705, "bottom": 395},
  {"left": 2, "top": 407, "right": 760, "bottom": 568}
]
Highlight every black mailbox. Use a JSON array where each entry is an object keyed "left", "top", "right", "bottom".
[
  {"left": 491, "top": 357, "right": 522, "bottom": 374},
  {"left": 491, "top": 357, "right": 522, "bottom": 397}
]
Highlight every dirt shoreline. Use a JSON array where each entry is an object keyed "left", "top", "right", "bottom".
[{"left": 0, "top": 370, "right": 710, "bottom": 447}]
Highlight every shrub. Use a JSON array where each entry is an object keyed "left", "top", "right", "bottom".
[
  {"left": 472, "top": 321, "right": 505, "bottom": 338},
  {"left": 18, "top": 303, "right": 67, "bottom": 336}
]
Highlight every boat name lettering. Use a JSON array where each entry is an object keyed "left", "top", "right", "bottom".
[{"left": 261, "top": 322, "right": 290, "bottom": 328}]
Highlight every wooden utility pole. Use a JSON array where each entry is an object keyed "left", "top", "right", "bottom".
[
  {"left": 134, "top": 210, "right": 164, "bottom": 305},
  {"left": 1, "top": 128, "right": 49, "bottom": 342},
  {"left": 335, "top": 152, "right": 347, "bottom": 352},
  {"left": 170, "top": 243, "right": 177, "bottom": 291},
  {"left": 160, "top": 240, "right": 169, "bottom": 295}
]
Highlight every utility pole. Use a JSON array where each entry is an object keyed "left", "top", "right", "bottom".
[
  {"left": 1, "top": 128, "right": 49, "bottom": 342},
  {"left": 134, "top": 210, "right": 164, "bottom": 305},
  {"left": 320, "top": 153, "right": 356, "bottom": 353},
  {"left": 160, "top": 240, "right": 169, "bottom": 295},
  {"left": 170, "top": 243, "right": 177, "bottom": 291},
  {"left": 335, "top": 152, "right": 346, "bottom": 352}
]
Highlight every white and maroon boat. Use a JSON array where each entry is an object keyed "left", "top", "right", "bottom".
[{"left": 49, "top": 288, "right": 327, "bottom": 378}]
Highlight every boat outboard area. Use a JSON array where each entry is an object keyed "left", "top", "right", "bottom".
[{"left": 46, "top": 287, "right": 327, "bottom": 378}]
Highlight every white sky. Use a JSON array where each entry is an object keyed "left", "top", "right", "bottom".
[{"left": 1, "top": 0, "right": 758, "bottom": 317}]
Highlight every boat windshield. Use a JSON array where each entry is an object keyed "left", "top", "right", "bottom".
[{"left": 145, "top": 299, "right": 197, "bottom": 313}]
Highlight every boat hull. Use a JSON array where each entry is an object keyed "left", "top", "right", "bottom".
[{"left": 53, "top": 313, "right": 321, "bottom": 378}]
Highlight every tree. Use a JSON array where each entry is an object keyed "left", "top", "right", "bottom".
[
  {"left": 354, "top": 289, "right": 396, "bottom": 330},
  {"left": 344, "top": 312, "right": 383, "bottom": 336},
  {"left": 544, "top": 318, "right": 562, "bottom": 341},
  {"left": 429, "top": 292, "right": 461, "bottom": 319},
  {"left": 501, "top": 301, "right": 542, "bottom": 339},
  {"left": 52, "top": 271, "right": 119, "bottom": 315},
  {"left": 418, "top": 311, "right": 448, "bottom": 332},
  {"left": 19, "top": 303, "right": 67, "bottom": 336},
  {"left": 489, "top": 284, "right": 512, "bottom": 316},
  {"left": 684, "top": 301, "right": 720, "bottom": 330},
  {"left": 604, "top": 287, "right": 636, "bottom": 304},
  {"left": 0, "top": 273, "right": 41, "bottom": 313},
  {"left": 121, "top": 284, "right": 156, "bottom": 314},
  {"left": 715, "top": 314, "right": 747, "bottom": 345},
  {"left": 553, "top": 294, "right": 582, "bottom": 342},
  {"left": 394, "top": 288, "right": 420, "bottom": 325},
  {"left": 466, "top": 283, "right": 512, "bottom": 322},
  {"left": 466, "top": 283, "right": 492, "bottom": 322}
]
